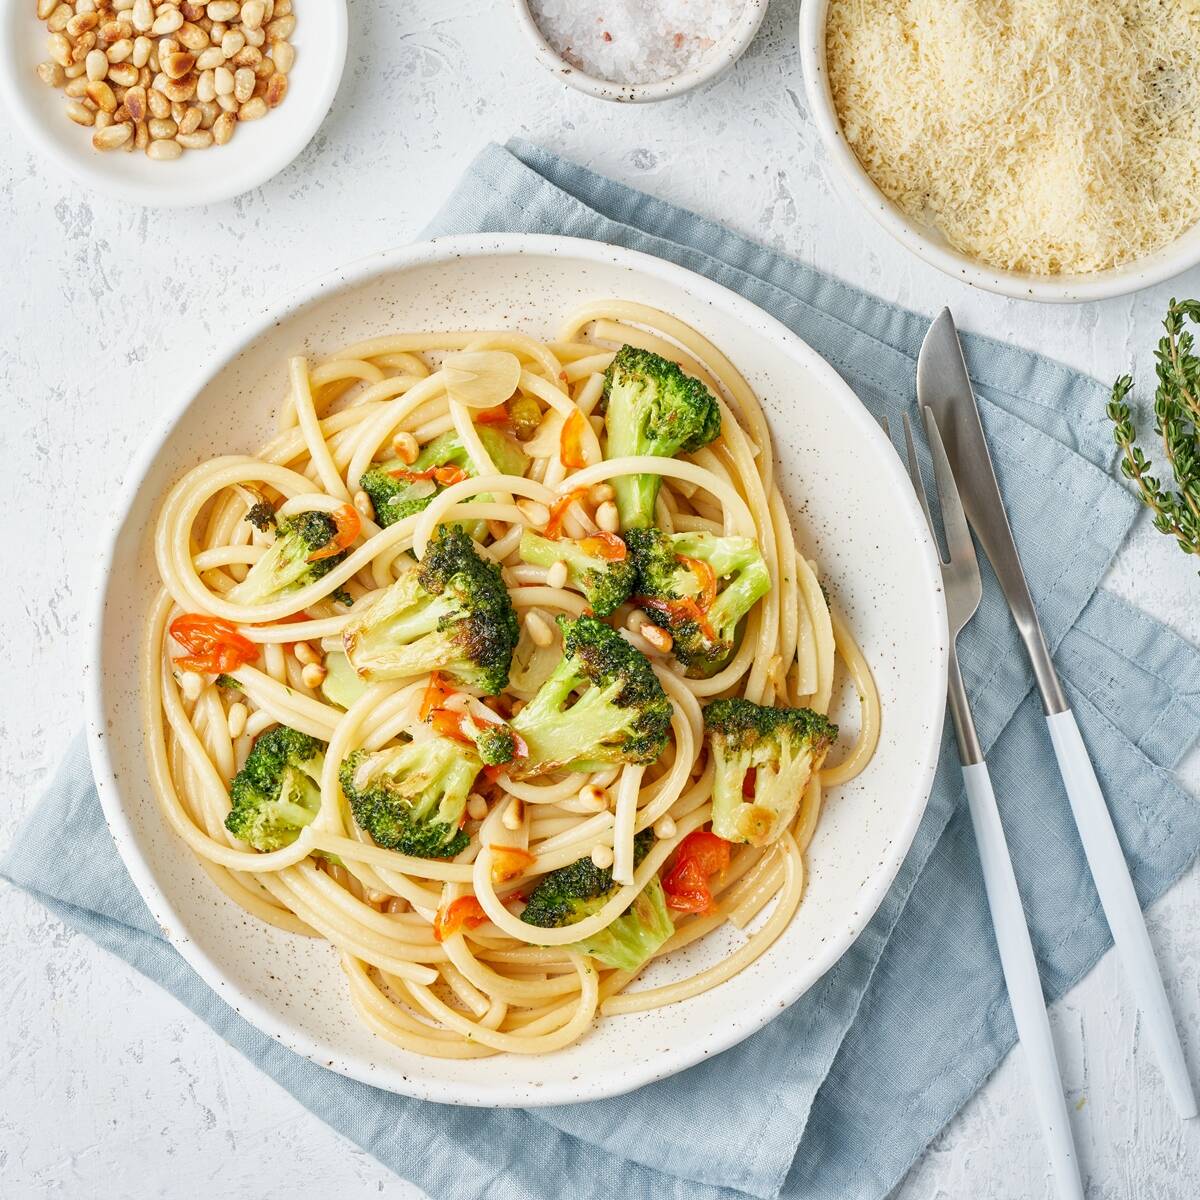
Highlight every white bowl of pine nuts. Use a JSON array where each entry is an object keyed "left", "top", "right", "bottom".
[{"left": 1, "top": 0, "right": 347, "bottom": 206}]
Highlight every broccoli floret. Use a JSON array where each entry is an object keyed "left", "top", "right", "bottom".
[
  {"left": 601, "top": 345, "right": 721, "bottom": 529},
  {"left": 470, "top": 722, "right": 516, "bottom": 766},
  {"left": 626, "top": 528, "right": 770, "bottom": 676},
  {"left": 225, "top": 726, "right": 325, "bottom": 852},
  {"left": 521, "top": 829, "right": 655, "bottom": 927},
  {"left": 338, "top": 737, "right": 478, "bottom": 858},
  {"left": 244, "top": 500, "right": 277, "bottom": 531},
  {"left": 226, "top": 510, "right": 346, "bottom": 606},
  {"left": 359, "top": 426, "right": 529, "bottom": 530},
  {"left": 518, "top": 529, "right": 636, "bottom": 616},
  {"left": 508, "top": 615, "right": 672, "bottom": 778},
  {"left": 571, "top": 876, "right": 674, "bottom": 970},
  {"left": 704, "top": 699, "right": 838, "bottom": 847},
  {"left": 342, "top": 525, "right": 518, "bottom": 693}
]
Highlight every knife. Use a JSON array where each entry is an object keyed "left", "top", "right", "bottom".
[{"left": 917, "top": 308, "right": 1197, "bottom": 1121}]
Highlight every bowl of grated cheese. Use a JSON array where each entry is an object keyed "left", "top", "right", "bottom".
[
  {"left": 514, "top": 0, "right": 767, "bottom": 103},
  {"left": 800, "top": 0, "right": 1200, "bottom": 302}
]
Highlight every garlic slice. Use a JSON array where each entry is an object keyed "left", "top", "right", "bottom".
[{"left": 441, "top": 350, "right": 522, "bottom": 408}]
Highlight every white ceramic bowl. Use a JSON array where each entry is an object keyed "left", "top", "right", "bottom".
[
  {"left": 799, "top": 0, "right": 1200, "bottom": 302},
  {"left": 512, "top": 0, "right": 767, "bottom": 102},
  {"left": 87, "top": 233, "right": 948, "bottom": 1106},
  {"left": 0, "top": 0, "right": 347, "bottom": 207}
]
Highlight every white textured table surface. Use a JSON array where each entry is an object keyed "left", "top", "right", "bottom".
[{"left": 2, "top": 2, "right": 1198, "bottom": 1197}]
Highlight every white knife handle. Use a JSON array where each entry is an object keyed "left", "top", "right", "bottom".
[
  {"left": 1045, "top": 709, "right": 1198, "bottom": 1119},
  {"left": 962, "top": 762, "right": 1084, "bottom": 1200}
]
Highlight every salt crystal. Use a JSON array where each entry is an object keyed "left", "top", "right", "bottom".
[{"left": 528, "top": 0, "right": 744, "bottom": 85}]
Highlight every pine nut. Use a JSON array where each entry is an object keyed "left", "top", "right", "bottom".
[
  {"left": 47, "top": 4, "right": 71, "bottom": 32},
  {"left": 232, "top": 64, "right": 253, "bottom": 101},
  {"left": 181, "top": 0, "right": 205, "bottom": 17},
  {"left": 71, "top": 33, "right": 99, "bottom": 64},
  {"left": 107, "top": 62, "right": 139, "bottom": 85},
  {"left": 64, "top": 61, "right": 87, "bottom": 78},
  {"left": 37, "top": 61, "right": 66, "bottom": 87},
  {"left": 196, "top": 67, "right": 215, "bottom": 100},
  {"left": 517, "top": 499, "right": 549, "bottom": 529},
  {"left": 94, "top": 110, "right": 113, "bottom": 130},
  {"left": 578, "top": 784, "right": 608, "bottom": 811},
  {"left": 353, "top": 490, "right": 375, "bottom": 521},
  {"left": 653, "top": 815, "right": 677, "bottom": 840},
  {"left": 163, "top": 50, "right": 195, "bottom": 78},
  {"left": 146, "top": 135, "right": 182, "bottom": 158},
  {"left": 131, "top": 0, "right": 153, "bottom": 32},
  {"left": 252, "top": 58, "right": 271, "bottom": 83},
  {"left": 243, "top": 25, "right": 264, "bottom": 47},
  {"left": 264, "top": 70, "right": 286, "bottom": 106},
  {"left": 131, "top": 34, "right": 152, "bottom": 66},
  {"left": 37, "top": 0, "right": 57, "bottom": 19},
  {"left": 65, "top": 75, "right": 90, "bottom": 96},
  {"left": 590, "top": 843, "right": 614, "bottom": 870},
  {"left": 134, "top": 119, "right": 149, "bottom": 148},
  {"left": 176, "top": 128, "right": 212, "bottom": 149},
  {"left": 269, "top": 37, "right": 292, "bottom": 72},
  {"left": 466, "top": 793, "right": 489, "bottom": 822},
  {"left": 150, "top": 9, "right": 184, "bottom": 35},
  {"left": 241, "top": 0, "right": 265, "bottom": 29},
  {"left": 501, "top": 797, "right": 524, "bottom": 831},
  {"left": 196, "top": 45, "right": 223, "bottom": 70},
  {"left": 207, "top": 0, "right": 239, "bottom": 19},
  {"left": 213, "top": 63, "right": 233, "bottom": 93},
  {"left": 148, "top": 115, "right": 177, "bottom": 137},
  {"left": 545, "top": 560, "right": 568, "bottom": 590},
  {"left": 178, "top": 671, "right": 205, "bottom": 701},
  {"left": 391, "top": 430, "right": 419, "bottom": 464},
  {"left": 48, "top": 33, "right": 72, "bottom": 66},
  {"left": 67, "top": 11, "right": 100, "bottom": 37},
  {"left": 176, "top": 20, "right": 208, "bottom": 50},
  {"left": 86, "top": 79, "right": 118, "bottom": 111},
  {"left": 300, "top": 662, "right": 327, "bottom": 689},
  {"left": 209, "top": 21, "right": 227, "bottom": 40},
  {"left": 107, "top": 37, "right": 134, "bottom": 62},
  {"left": 177, "top": 104, "right": 201, "bottom": 133},
  {"left": 211, "top": 109, "right": 235, "bottom": 142},
  {"left": 237, "top": 95, "right": 266, "bottom": 119},
  {"left": 66, "top": 100, "right": 96, "bottom": 125},
  {"left": 589, "top": 483, "right": 615, "bottom": 505},
  {"left": 265, "top": 13, "right": 293, "bottom": 38},
  {"left": 274, "top": 0, "right": 291, "bottom": 14},
  {"left": 227, "top": 701, "right": 248, "bottom": 739},
  {"left": 147, "top": 86, "right": 170, "bottom": 116},
  {"left": 525, "top": 610, "right": 553, "bottom": 647},
  {"left": 595, "top": 501, "right": 619, "bottom": 533},
  {"left": 641, "top": 624, "right": 673, "bottom": 654},
  {"left": 221, "top": 28, "right": 244, "bottom": 56},
  {"left": 93, "top": 121, "right": 132, "bottom": 149},
  {"left": 626, "top": 608, "right": 647, "bottom": 633},
  {"left": 197, "top": 99, "right": 219, "bottom": 127},
  {"left": 216, "top": 90, "right": 238, "bottom": 111},
  {"left": 293, "top": 641, "right": 320, "bottom": 666}
]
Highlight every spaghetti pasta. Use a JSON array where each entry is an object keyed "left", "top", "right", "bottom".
[{"left": 144, "top": 301, "right": 880, "bottom": 1056}]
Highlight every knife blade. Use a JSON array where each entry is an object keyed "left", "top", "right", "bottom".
[{"left": 916, "top": 308, "right": 1197, "bottom": 1121}]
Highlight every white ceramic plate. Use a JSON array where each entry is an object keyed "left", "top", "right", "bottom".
[
  {"left": 798, "top": 0, "right": 1200, "bottom": 302},
  {"left": 87, "top": 234, "right": 948, "bottom": 1107},
  {"left": 0, "top": 0, "right": 346, "bottom": 207}
]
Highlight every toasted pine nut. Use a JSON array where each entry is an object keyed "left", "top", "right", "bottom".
[
  {"left": 66, "top": 100, "right": 96, "bottom": 125},
  {"left": 72, "top": 33, "right": 100, "bottom": 64},
  {"left": 48, "top": 33, "right": 72, "bottom": 67},
  {"left": 94, "top": 111, "right": 113, "bottom": 130},
  {"left": 353, "top": 490, "right": 375, "bottom": 521},
  {"left": 37, "top": 61, "right": 66, "bottom": 87},
  {"left": 525, "top": 610, "right": 553, "bottom": 647},
  {"left": 595, "top": 501, "right": 619, "bottom": 533},
  {"left": 86, "top": 79, "right": 118, "bottom": 111},
  {"left": 146, "top": 135, "right": 182, "bottom": 158},
  {"left": 221, "top": 28, "right": 244, "bottom": 56},
  {"left": 162, "top": 73, "right": 196, "bottom": 101},
  {"left": 545, "top": 560, "right": 568, "bottom": 590},
  {"left": 176, "top": 20, "right": 208, "bottom": 50},
  {"left": 65, "top": 75, "right": 90, "bottom": 97},
  {"left": 177, "top": 103, "right": 201, "bottom": 133},
  {"left": 237, "top": 95, "right": 266, "bottom": 119},
  {"left": 265, "top": 13, "right": 293, "bottom": 38},
  {"left": 517, "top": 499, "right": 549, "bottom": 529},
  {"left": 590, "top": 843, "right": 615, "bottom": 870},
  {"left": 626, "top": 608, "right": 647, "bottom": 633},
  {"left": 232, "top": 64, "right": 253, "bottom": 101},
  {"left": 150, "top": 9, "right": 184, "bottom": 35},
  {"left": 466, "top": 793, "right": 489, "bottom": 822},
  {"left": 176, "top": 128, "right": 212, "bottom": 148},
  {"left": 213, "top": 63, "right": 233, "bottom": 93},
  {"left": 67, "top": 11, "right": 100, "bottom": 37},
  {"left": 589, "top": 483, "right": 615, "bottom": 505},
  {"left": 216, "top": 90, "right": 238, "bottom": 111},
  {"left": 294, "top": 641, "right": 320, "bottom": 666},
  {"left": 243, "top": 24, "right": 264, "bottom": 47},
  {"left": 196, "top": 67, "right": 215, "bottom": 100},
  {"left": 264, "top": 70, "right": 286, "bottom": 106},
  {"left": 196, "top": 45, "right": 223, "bottom": 70},
  {"left": 209, "top": 21, "right": 228, "bottom": 40},
  {"left": 131, "top": 34, "right": 152, "bottom": 66},
  {"left": 208, "top": 0, "right": 240, "bottom": 19},
  {"left": 241, "top": 0, "right": 265, "bottom": 28},
  {"left": 37, "top": 0, "right": 57, "bottom": 19},
  {"left": 47, "top": 4, "right": 72, "bottom": 33},
  {"left": 197, "top": 98, "right": 218, "bottom": 127},
  {"left": 227, "top": 701, "right": 248, "bottom": 739},
  {"left": 269, "top": 37, "right": 293, "bottom": 72},
  {"left": 107, "top": 37, "right": 134, "bottom": 62},
  {"left": 107, "top": 61, "right": 139, "bottom": 86},
  {"left": 641, "top": 624, "right": 673, "bottom": 654},
  {"left": 391, "top": 430, "right": 419, "bottom": 464},
  {"left": 163, "top": 50, "right": 196, "bottom": 79},
  {"left": 178, "top": 670, "right": 204, "bottom": 701},
  {"left": 131, "top": 0, "right": 153, "bottom": 32},
  {"left": 134, "top": 119, "right": 149, "bottom": 148},
  {"left": 301, "top": 662, "right": 327, "bottom": 690},
  {"left": 653, "top": 815, "right": 677, "bottom": 840},
  {"left": 211, "top": 109, "right": 235, "bottom": 142},
  {"left": 501, "top": 797, "right": 524, "bottom": 831},
  {"left": 274, "top": 0, "right": 292, "bottom": 14},
  {"left": 148, "top": 116, "right": 177, "bottom": 138},
  {"left": 64, "top": 61, "right": 87, "bottom": 78},
  {"left": 578, "top": 784, "right": 608, "bottom": 811},
  {"left": 147, "top": 86, "right": 170, "bottom": 116},
  {"left": 84, "top": 47, "right": 109, "bottom": 80},
  {"left": 181, "top": 0, "right": 205, "bottom": 16}
]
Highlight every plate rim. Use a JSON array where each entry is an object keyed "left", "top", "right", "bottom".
[{"left": 85, "top": 232, "right": 948, "bottom": 1106}]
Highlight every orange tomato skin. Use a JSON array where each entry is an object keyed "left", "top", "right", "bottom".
[
  {"left": 489, "top": 844, "right": 536, "bottom": 883},
  {"left": 169, "top": 613, "right": 258, "bottom": 674},
  {"left": 560, "top": 409, "right": 588, "bottom": 469},
  {"left": 433, "top": 896, "right": 489, "bottom": 942},
  {"left": 544, "top": 486, "right": 591, "bottom": 539},
  {"left": 578, "top": 532, "right": 627, "bottom": 561},
  {"left": 662, "top": 831, "right": 732, "bottom": 915},
  {"left": 308, "top": 504, "right": 361, "bottom": 562}
]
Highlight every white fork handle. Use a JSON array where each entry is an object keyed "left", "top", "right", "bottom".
[
  {"left": 1046, "top": 709, "right": 1198, "bottom": 1118},
  {"left": 962, "top": 762, "right": 1084, "bottom": 1200}
]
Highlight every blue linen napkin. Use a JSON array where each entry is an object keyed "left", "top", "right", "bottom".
[{"left": 5, "top": 140, "right": 1200, "bottom": 1200}]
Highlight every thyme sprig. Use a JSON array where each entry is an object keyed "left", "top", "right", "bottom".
[{"left": 1107, "top": 299, "right": 1200, "bottom": 559}]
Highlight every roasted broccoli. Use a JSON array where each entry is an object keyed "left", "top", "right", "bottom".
[
  {"left": 342, "top": 525, "right": 519, "bottom": 693},
  {"left": 359, "top": 426, "right": 529, "bottom": 530},
  {"left": 244, "top": 500, "right": 277, "bottom": 531},
  {"left": 520, "top": 831, "right": 669, "bottom": 969},
  {"left": 704, "top": 698, "right": 837, "bottom": 847},
  {"left": 225, "top": 726, "right": 325, "bottom": 852},
  {"left": 338, "top": 736, "right": 478, "bottom": 858},
  {"left": 508, "top": 615, "right": 672, "bottom": 778},
  {"left": 517, "top": 529, "right": 636, "bottom": 616},
  {"left": 626, "top": 527, "right": 770, "bottom": 676},
  {"left": 469, "top": 722, "right": 516, "bottom": 766},
  {"left": 601, "top": 345, "right": 721, "bottom": 529},
  {"left": 226, "top": 510, "right": 346, "bottom": 606}
]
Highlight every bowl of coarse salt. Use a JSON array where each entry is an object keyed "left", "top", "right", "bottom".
[{"left": 513, "top": 0, "right": 767, "bottom": 102}]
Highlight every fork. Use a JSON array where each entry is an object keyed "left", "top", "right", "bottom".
[{"left": 900, "top": 407, "right": 1084, "bottom": 1200}]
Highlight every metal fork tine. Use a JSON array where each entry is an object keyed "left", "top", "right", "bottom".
[
  {"left": 922, "top": 406, "right": 979, "bottom": 574},
  {"left": 901, "top": 412, "right": 938, "bottom": 545}
]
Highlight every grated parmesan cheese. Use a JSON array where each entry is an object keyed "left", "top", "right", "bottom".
[{"left": 825, "top": 0, "right": 1200, "bottom": 276}]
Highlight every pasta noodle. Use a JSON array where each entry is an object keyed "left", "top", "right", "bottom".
[{"left": 144, "top": 301, "right": 881, "bottom": 1056}]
